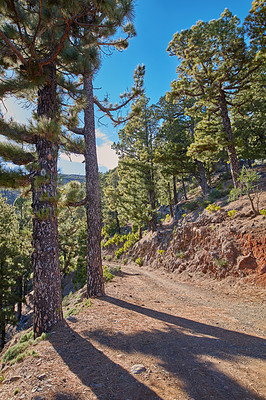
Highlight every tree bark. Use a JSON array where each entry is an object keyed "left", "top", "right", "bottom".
[
  {"left": 181, "top": 176, "right": 187, "bottom": 200},
  {"left": 83, "top": 75, "right": 104, "bottom": 297},
  {"left": 196, "top": 160, "right": 208, "bottom": 195},
  {"left": 173, "top": 175, "right": 178, "bottom": 205},
  {"left": 168, "top": 182, "right": 174, "bottom": 218},
  {"left": 32, "top": 64, "right": 63, "bottom": 337},
  {"left": 218, "top": 91, "right": 240, "bottom": 188}
]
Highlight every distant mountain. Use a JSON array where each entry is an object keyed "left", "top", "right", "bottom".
[
  {"left": 59, "top": 174, "right": 86, "bottom": 185},
  {"left": 0, "top": 174, "right": 86, "bottom": 204}
]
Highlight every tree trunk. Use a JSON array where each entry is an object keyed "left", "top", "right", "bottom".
[
  {"left": 168, "top": 182, "right": 174, "bottom": 218},
  {"left": 115, "top": 211, "right": 121, "bottom": 234},
  {"left": 17, "top": 276, "right": 23, "bottom": 321},
  {"left": 173, "top": 176, "right": 178, "bottom": 205},
  {"left": 138, "top": 226, "right": 142, "bottom": 240},
  {"left": 32, "top": 64, "right": 63, "bottom": 338},
  {"left": 0, "top": 290, "right": 5, "bottom": 349},
  {"left": 83, "top": 75, "right": 104, "bottom": 298},
  {"left": 196, "top": 160, "right": 208, "bottom": 195},
  {"left": 181, "top": 176, "right": 187, "bottom": 200},
  {"left": 218, "top": 91, "right": 240, "bottom": 188}
]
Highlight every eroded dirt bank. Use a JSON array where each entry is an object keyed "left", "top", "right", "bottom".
[{"left": 1, "top": 263, "right": 265, "bottom": 400}]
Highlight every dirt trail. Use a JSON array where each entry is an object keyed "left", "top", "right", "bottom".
[{"left": 1, "top": 263, "right": 266, "bottom": 400}]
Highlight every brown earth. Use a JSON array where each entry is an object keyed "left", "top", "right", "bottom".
[{"left": 1, "top": 262, "right": 266, "bottom": 400}]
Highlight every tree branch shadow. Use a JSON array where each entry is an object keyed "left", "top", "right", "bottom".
[
  {"left": 83, "top": 295, "right": 266, "bottom": 400},
  {"left": 49, "top": 320, "right": 162, "bottom": 400}
]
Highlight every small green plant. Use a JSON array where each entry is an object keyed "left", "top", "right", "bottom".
[
  {"left": 205, "top": 204, "right": 221, "bottom": 213},
  {"left": 62, "top": 291, "right": 73, "bottom": 307},
  {"left": 259, "top": 209, "right": 266, "bottom": 216},
  {"left": 182, "top": 213, "right": 187, "bottom": 218},
  {"left": 228, "top": 209, "right": 237, "bottom": 218},
  {"left": 103, "top": 265, "right": 114, "bottom": 282},
  {"left": 165, "top": 214, "right": 170, "bottom": 223},
  {"left": 213, "top": 258, "right": 227, "bottom": 268},
  {"left": 135, "top": 257, "right": 143, "bottom": 266},
  {"left": 2, "top": 330, "right": 47, "bottom": 364},
  {"left": 229, "top": 166, "right": 261, "bottom": 216},
  {"left": 157, "top": 249, "right": 165, "bottom": 255},
  {"left": 175, "top": 251, "right": 184, "bottom": 258},
  {"left": 105, "top": 255, "right": 112, "bottom": 261},
  {"left": 14, "top": 389, "right": 19, "bottom": 395},
  {"left": 0, "top": 374, "right": 5, "bottom": 383}
]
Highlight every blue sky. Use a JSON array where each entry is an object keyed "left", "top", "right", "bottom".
[{"left": 1, "top": 0, "right": 253, "bottom": 175}]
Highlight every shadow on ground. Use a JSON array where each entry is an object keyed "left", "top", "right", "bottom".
[
  {"left": 80, "top": 295, "right": 266, "bottom": 400},
  {"left": 49, "top": 320, "right": 162, "bottom": 400}
]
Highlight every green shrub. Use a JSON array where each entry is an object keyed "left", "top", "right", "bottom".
[
  {"left": 259, "top": 208, "right": 266, "bottom": 216},
  {"left": 183, "top": 200, "right": 200, "bottom": 212},
  {"left": 157, "top": 249, "right": 165, "bottom": 255},
  {"left": 103, "top": 265, "right": 114, "bottom": 282},
  {"left": 135, "top": 257, "right": 143, "bottom": 266},
  {"left": 228, "top": 209, "right": 237, "bottom": 218},
  {"left": 205, "top": 204, "right": 221, "bottom": 213},
  {"left": 213, "top": 258, "right": 227, "bottom": 268}
]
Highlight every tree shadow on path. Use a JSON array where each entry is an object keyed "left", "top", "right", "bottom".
[
  {"left": 86, "top": 295, "right": 266, "bottom": 400},
  {"left": 49, "top": 320, "right": 162, "bottom": 400}
]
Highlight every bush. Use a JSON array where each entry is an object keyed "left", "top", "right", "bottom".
[
  {"left": 183, "top": 200, "right": 200, "bottom": 212},
  {"left": 135, "top": 257, "right": 143, "bottom": 266},
  {"left": 103, "top": 265, "right": 114, "bottom": 282}
]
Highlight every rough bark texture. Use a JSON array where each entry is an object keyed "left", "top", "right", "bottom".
[
  {"left": 168, "top": 182, "right": 174, "bottom": 218},
  {"left": 32, "top": 64, "right": 63, "bottom": 337},
  {"left": 218, "top": 91, "right": 240, "bottom": 188},
  {"left": 196, "top": 160, "right": 208, "bottom": 195},
  {"left": 84, "top": 75, "right": 104, "bottom": 297}
]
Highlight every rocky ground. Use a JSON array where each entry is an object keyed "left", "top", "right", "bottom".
[{"left": 1, "top": 262, "right": 266, "bottom": 400}]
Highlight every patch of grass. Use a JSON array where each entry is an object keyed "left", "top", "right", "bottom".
[
  {"left": 2, "top": 331, "right": 48, "bottom": 364},
  {"left": 0, "top": 374, "right": 5, "bottom": 383},
  {"left": 105, "top": 255, "right": 112, "bottom": 261},
  {"left": 260, "top": 208, "right": 266, "bottom": 216},
  {"left": 62, "top": 291, "right": 73, "bottom": 307},
  {"left": 205, "top": 204, "right": 221, "bottom": 213}
]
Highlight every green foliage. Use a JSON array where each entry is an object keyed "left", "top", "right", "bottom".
[
  {"left": 182, "top": 200, "right": 200, "bottom": 212},
  {"left": 260, "top": 209, "right": 266, "bottom": 216},
  {"left": 103, "top": 265, "right": 114, "bottom": 283},
  {"left": 2, "top": 331, "right": 47, "bottom": 364},
  {"left": 135, "top": 257, "right": 143, "bottom": 266},
  {"left": 205, "top": 204, "right": 221, "bottom": 213},
  {"left": 157, "top": 249, "right": 165, "bottom": 255},
  {"left": 213, "top": 258, "right": 227, "bottom": 268},
  {"left": 229, "top": 167, "right": 261, "bottom": 215},
  {"left": 228, "top": 209, "right": 237, "bottom": 218}
]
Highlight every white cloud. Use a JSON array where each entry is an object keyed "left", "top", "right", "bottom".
[
  {"left": 60, "top": 129, "right": 118, "bottom": 171},
  {"left": 0, "top": 97, "right": 31, "bottom": 124}
]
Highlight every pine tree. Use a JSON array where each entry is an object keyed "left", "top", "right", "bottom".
[
  {"left": 0, "top": 195, "right": 27, "bottom": 348},
  {"left": 167, "top": 9, "right": 261, "bottom": 188},
  {"left": 114, "top": 95, "right": 159, "bottom": 232},
  {"left": 0, "top": 1, "right": 140, "bottom": 334}
]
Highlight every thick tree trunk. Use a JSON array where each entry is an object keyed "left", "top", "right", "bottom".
[
  {"left": 32, "top": 64, "right": 63, "bottom": 337},
  {"left": 0, "top": 291, "right": 5, "bottom": 350},
  {"left": 83, "top": 75, "right": 104, "bottom": 297},
  {"left": 148, "top": 187, "right": 157, "bottom": 231},
  {"left": 218, "top": 91, "right": 240, "bottom": 188},
  {"left": 173, "top": 175, "right": 178, "bottom": 205},
  {"left": 196, "top": 160, "right": 208, "bottom": 195}
]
